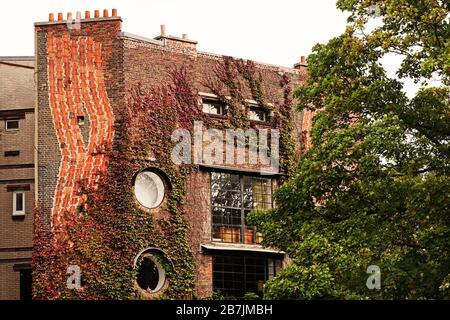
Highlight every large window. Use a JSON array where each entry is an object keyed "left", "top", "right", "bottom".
[
  {"left": 213, "top": 254, "right": 278, "bottom": 298},
  {"left": 211, "top": 172, "right": 272, "bottom": 244}
]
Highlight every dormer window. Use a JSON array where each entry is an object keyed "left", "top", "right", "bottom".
[
  {"left": 248, "top": 107, "right": 268, "bottom": 122},
  {"left": 202, "top": 98, "right": 226, "bottom": 116}
]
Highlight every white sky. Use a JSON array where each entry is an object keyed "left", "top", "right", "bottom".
[
  {"left": 0, "top": 0, "right": 349, "bottom": 68},
  {"left": 1, "top": 0, "right": 422, "bottom": 96}
]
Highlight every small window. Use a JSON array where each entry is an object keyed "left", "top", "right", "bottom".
[
  {"left": 5, "top": 119, "right": 20, "bottom": 131},
  {"left": 13, "top": 191, "right": 25, "bottom": 216},
  {"left": 248, "top": 108, "right": 268, "bottom": 122},
  {"left": 134, "top": 170, "right": 166, "bottom": 209},
  {"left": 202, "top": 98, "right": 226, "bottom": 116},
  {"left": 136, "top": 254, "right": 166, "bottom": 293},
  {"left": 4, "top": 150, "right": 20, "bottom": 157},
  {"left": 77, "top": 116, "right": 85, "bottom": 125}
]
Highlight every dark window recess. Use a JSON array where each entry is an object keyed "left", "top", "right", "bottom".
[
  {"left": 5, "top": 119, "right": 20, "bottom": 130},
  {"left": 4, "top": 150, "right": 20, "bottom": 157},
  {"left": 137, "top": 256, "right": 160, "bottom": 292},
  {"left": 202, "top": 98, "right": 226, "bottom": 116},
  {"left": 20, "top": 268, "right": 32, "bottom": 300},
  {"left": 211, "top": 172, "right": 272, "bottom": 244},
  {"left": 15, "top": 192, "right": 24, "bottom": 211},
  {"left": 77, "top": 116, "right": 85, "bottom": 125},
  {"left": 213, "top": 255, "right": 278, "bottom": 298},
  {"left": 248, "top": 108, "right": 268, "bottom": 122}
]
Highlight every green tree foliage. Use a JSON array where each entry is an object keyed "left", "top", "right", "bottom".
[{"left": 248, "top": 0, "right": 449, "bottom": 299}]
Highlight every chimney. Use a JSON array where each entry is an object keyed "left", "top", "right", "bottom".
[
  {"left": 38, "top": 9, "right": 121, "bottom": 24},
  {"left": 294, "top": 55, "right": 307, "bottom": 69},
  {"left": 154, "top": 25, "right": 198, "bottom": 55}
]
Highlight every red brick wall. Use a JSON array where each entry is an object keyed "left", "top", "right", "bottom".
[{"left": 36, "top": 16, "right": 122, "bottom": 232}]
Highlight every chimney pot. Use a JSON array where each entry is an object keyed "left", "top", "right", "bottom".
[
  {"left": 160, "top": 24, "right": 166, "bottom": 36},
  {"left": 182, "top": 34, "right": 188, "bottom": 40},
  {"left": 103, "top": 9, "right": 109, "bottom": 17},
  {"left": 300, "top": 56, "right": 306, "bottom": 64},
  {"left": 112, "top": 9, "right": 117, "bottom": 17},
  {"left": 58, "top": 12, "right": 63, "bottom": 21},
  {"left": 67, "top": 12, "right": 73, "bottom": 20},
  {"left": 76, "top": 11, "right": 82, "bottom": 20},
  {"left": 49, "top": 13, "right": 54, "bottom": 22},
  {"left": 85, "top": 10, "right": 91, "bottom": 19},
  {"left": 94, "top": 10, "right": 100, "bottom": 18}
]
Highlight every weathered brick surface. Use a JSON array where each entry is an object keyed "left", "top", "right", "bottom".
[
  {"left": 46, "top": 33, "right": 115, "bottom": 228},
  {"left": 0, "top": 58, "right": 34, "bottom": 300},
  {"left": 36, "top": 18, "right": 121, "bottom": 231}
]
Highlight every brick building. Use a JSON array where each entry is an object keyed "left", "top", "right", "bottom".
[
  {"left": 31, "top": 9, "right": 312, "bottom": 299},
  {"left": 0, "top": 56, "right": 35, "bottom": 300}
]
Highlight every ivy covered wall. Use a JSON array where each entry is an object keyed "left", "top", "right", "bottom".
[{"left": 34, "top": 14, "right": 309, "bottom": 299}]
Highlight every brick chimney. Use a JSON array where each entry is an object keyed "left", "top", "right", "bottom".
[
  {"left": 37, "top": 9, "right": 121, "bottom": 32},
  {"left": 34, "top": 9, "right": 122, "bottom": 231},
  {"left": 294, "top": 55, "right": 307, "bottom": 69},
  {"left": 154, "top": 24, "right": 197, "bottom": 55}
]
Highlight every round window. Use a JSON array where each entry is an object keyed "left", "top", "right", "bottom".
[
  {"left": 134, "top": 171, "right": 165, "bottom": 209},
  {"left": 136, "top": 255, "right": 166, "bottom": 293}
]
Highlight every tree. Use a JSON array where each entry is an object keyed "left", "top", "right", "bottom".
[{"left": 248, "top": 0, "right": 449, "bottom": 299}]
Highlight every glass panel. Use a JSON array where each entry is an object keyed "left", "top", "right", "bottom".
[
  {"left": 6, "top": 120, "right": 19, "bottom": 130},
  {"left": 134, "top": 171, "right": 165, "bottom": 208},
  {"left": 248, "top": 108, "right": 267, "bottom": 122},
  {"left": 211, "top": 173, "right": 272, "bottom": 244},
  {"left": 213, "top": 255, "right": 276, "bottom": 298},
  {"left": 252, "top": 178, "right": 272, "bottom": 209},
  {"left": 137, "top": 257, "right": 159, "bottom": 291},
  {"left": 15, "top": 192, "right": 24, "bottom": 212},
  {"left": 202, "top": 99, "right": 225, "bottom": 115},
  {"left": 136, "top": 255, "right": 166, "bottom": 293}
]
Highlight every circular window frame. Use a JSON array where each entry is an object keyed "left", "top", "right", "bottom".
[
  {"left": 133, "top": 248, "right": 172, "bottom": 297},
  {"left": 135, "top": 254, "right": 166, "bottom": 293},
  {"left": 133, "top": 168, "right": 170, "bottom": 210}
]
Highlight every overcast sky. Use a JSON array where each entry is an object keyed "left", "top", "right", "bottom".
[
  {"left": 0, "top": 0, "right": 349, "bottom": 68},
  {"left": 1, "top": 0, "right": 423, "bottom": 96}
]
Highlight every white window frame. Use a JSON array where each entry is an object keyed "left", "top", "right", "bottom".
[
  {"left": 12, "top": 191, "right": 25, "bottom": 216},
  {"left": 5, "top": 119, "right": 20, "bottom": 131}
]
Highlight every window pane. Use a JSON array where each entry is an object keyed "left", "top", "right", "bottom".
[
  {"left": 136, "top": 255, "right": 166, "bottom": 293},
  {"left": 252, "top": 178, "right": 272, "bottom": 209},
  {"left": 213, "top": 255, "right": 277, "bottom": 298},
  {"left": 211, "top": 173, "right": 273, "bottom": 244},
  {"left": 134, "top": 171, "right": 165, "bottom": 209},
  {"left": 248, "top": 108, "right": 267, "bottom": 122},
  {"left": 202, "top": 99, "right": 224, "bottom": 115},
  {"left": 15, "top": 193, "right": 24, "bottom": 211},
  {"left": 6, "top": 120, "right": 19, "bottom": 130}
]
